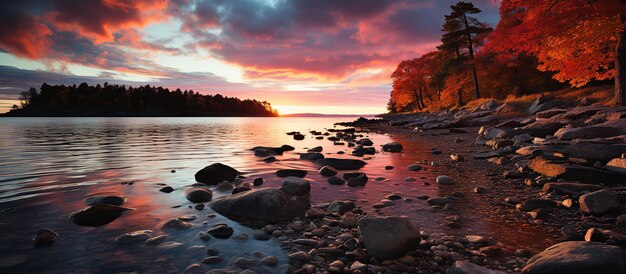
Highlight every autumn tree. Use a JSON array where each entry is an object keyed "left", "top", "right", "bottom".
[
  {"left": 391, "top": 52, "right": 441, "bottom": 112},
  {"left": 487, "top": 0, "right": 626, "bottom": 105},
  {"left": 440, "top": 2, "right": 492, "bottom": 100}
]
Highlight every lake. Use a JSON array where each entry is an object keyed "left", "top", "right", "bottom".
[{"left": 0, "top": 117, "right": 553, "bottom": 273}]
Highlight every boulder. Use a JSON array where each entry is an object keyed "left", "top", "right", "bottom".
[
  {"left": 352, "top": 147, "right": 375, "bottom": 156},
  {"left": 210, "top": 188, "right": 310, "bottom": 223},
  {"left": 528, "top": 157, "right": 624, "bottom": 184},
  {"left": 555, "top": 126, "right": 623, "bottom": 140},
  {"left": 382, "top": 142, "right": 403, "bottom": 152},
  {"left": 319, "top": 166, "right": 338, "bottom": 177},
  {"left": 276, "top": 169, "right": 307, "bottom": 178},
  {"left": 344, "top": 172, "right": 368, "bottom": 187},
  {"left": 358, "top": 216, "right": 420, "bottom": 260},
  {"left": 357, "top": 138, "right": 374, "bottom": 146},
  {"left": 70, "top": 204, "right": 132, "bottom": 227},
  {"left": 522, "top": 241, "right": 626, "bottom": 274},
  {"left": 207, "top": 224, "right": 234, "bottom": 239},
  {"left": 517, "top": 199, "right": 557, "bottom": 212},
  {"left": 185, "top": 188, "right": 213, "bottom": 203},
  {"left": 579, "top": 189, "right": 619, "bottom": 215},
  {"left": 195, "top": 163, "right": 240, "bottom": 185},
  {"left": 327, "top": 176, "right": 345, "bottom": 185},
  {"left": 448, "top": 260, "right": 507, "bottom": 274},
  {"left": 280, "top": 177, "right": 311, "bottom": 196},
  {"left": 315, "top": 158, "right": 367, "bottom": 170}
]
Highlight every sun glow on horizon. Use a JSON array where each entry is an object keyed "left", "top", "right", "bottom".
[{"left": 274, "top": 105, "right": 386, "bottom": 115}]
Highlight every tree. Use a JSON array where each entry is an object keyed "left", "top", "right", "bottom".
[
  {"left": 487, "top": 0, "right": 626, "bottom": 105},
  {"left": 11, "top": 105, "right": 19, "bottom": 111},
  {"left": 441, "top": 2, "right": 492, "bottom": 99},
  {"left": 391, "top": 52, "right": 441, "bottom": 112}
]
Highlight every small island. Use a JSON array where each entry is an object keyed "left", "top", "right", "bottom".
[{"left": 3, "top": 83, "right": 279, "bottom": 117}]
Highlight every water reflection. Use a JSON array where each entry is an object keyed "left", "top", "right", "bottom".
[{"left": 0, "top": 117, "right": 553, "bottom": 272}]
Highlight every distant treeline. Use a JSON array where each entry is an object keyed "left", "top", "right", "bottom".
[{"left": 5, "top": 83, "right": 278, "bottom": 117}]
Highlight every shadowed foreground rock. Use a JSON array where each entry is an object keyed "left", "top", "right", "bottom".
[
  {"left": 70, "top": 204, "right": 132, "bottom": 227},
  {"left": 210, "top": 188, "right": 310, "bottom": 223},
  {"left": 448, "top": 260, "right": 507, "bottom": 274},
  {"left": 357, "top": 216, "right": 420, "bottom": 260},
  {"left": 194, "top": 163, "right": 240, "bottom": 185},
  {"left": 522, "top": 241, "right": 626, "bottom": 274}
]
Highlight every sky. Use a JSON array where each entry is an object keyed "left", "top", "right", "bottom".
[{"left": 0, "top": 0, "right": 500, "bottom": 115}]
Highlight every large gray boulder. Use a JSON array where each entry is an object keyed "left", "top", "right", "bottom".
[
  {"left": 194, "top": 163, "right": 240, "bottom": 185},
  {"left": 210, "top": 188, "right": 310, "bottom": 223},
  {"left": 579, "top": 189, "right": 619, "bottom": 215},
  {"left": 522, "top": 241, "right": 626, "bottom": 274},
  {"left": 358, "top": 216, "right": 420, "bottom": 260}
]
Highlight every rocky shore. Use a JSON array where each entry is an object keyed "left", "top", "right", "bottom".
[{"left": 27, "top": 96, "right": 626, "bottom": 273}]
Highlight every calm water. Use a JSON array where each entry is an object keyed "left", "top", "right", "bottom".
[{"left": 0, "top": 117, "right": 553, "bottom": 273}]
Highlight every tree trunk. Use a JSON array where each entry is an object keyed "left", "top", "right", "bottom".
[
  {"left": 464, "top": 13, "right": 481, "bottom": 99},
  {"left": 413, "top": 89, "right": 423, "bottom": 111},
  {"left": 419, "top": 87, "right": 426, "bottom": 108},
  {"left": 616, "top": 25, "right": 626, "bottom": 106},
  {"left": 457, "top": 89, "right": 463, "bottom": 106}
]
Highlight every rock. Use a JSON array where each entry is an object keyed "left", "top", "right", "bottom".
[
  {"left": 84, "top": 194, "right": 126, "bottom": 206},
  {"left": 210, "top": 188, "right": 310, "bottom": 222},
  {"left": 33, "top": 228, "right": 58, "bottom": 247},
  {"left": 351, "top": 261, "right": 367, "bottom": 271},
  {"left": 517, "top": 199, "right": 557, "bottom": 212},
  {"left": 293, "top": 238, "right": 322, "bottom": 247},
  {"left": 184, "top": 263, "right": 204, "bottom": 272},
  {"left": 448, "top": 260, "right": 507, "bottom": 274},
  {"left": 607, "top": 157, "right": 626, "bottom": 175},
  {"left": 276, "top": 169, "right": 307, "bottom": 178},
  {"left": 320, "top": 166, "right": 338, "bottom": 177},
  {"left": 353, "top": 147, "right": 376, "bottom": 156},
  {"left": 345, "top": 172, "right": 368, "bottom": 187},
  {"left": 115, "top": 230, "right": 152, "bottom": 245},
  {"left": 288, "top": 251, "right": 310, "bottom": 262},
  {"left": 263, "top": 156, "right": 277, "bottom": 163},
  {"left": 358, "top": 216, "right": 420, "bottom": 260},
  {"left": 160, "top": 218, "right": 192, "bottom": 230},
  {"left": 308, "top": 146, "right": 323, "bottom": 152},
  {"left": 254, "top": 148, "right": 276, "bottom": 157},
  {"left": 436, "top": 175, "right": 456, "bottom": 185},
  {"left": 479, "top": 99, "right": 500, "bottom": 110},
  {"left": 232, "top": 185, "right": 251, "bottom": 194},
  {"left": 145, "top": 235, "right": 168, "bottom": 245},
  {"left": 329, "top": 200, "right": 356, "bottom": 214},
  {"left": 382, "top": 142, "right": 403, "bottom": 152},
  {"left": 428, "top": 197, "right": 450, "bottom": 205},
  {"left": 408, "top": 164, "right": 422, "bottom": 171},
  {"left": 555, "top": 126, "right": 623, "bottom": 141},
  {"left": 327, "top": 176, "right": 345, "bottom": 185},
  {"left": 195, "top": 163, "right": 240, "bottom": 185},
  {"left": 357, "top": 138, "right": 374, "bottom": 146},
  {"left": 466, "top": 235, "right": 489, "bottom": 246},
  {"left": 261, "top": 256, "right": 278, "bottom": 266},
  {"left": 584, "top": 227, "right": 611, "bottom": 242},
  {"left": 579, "top": 189, "right": 619, "bottom": 215},
  {"left": 617, "top": 215, "right": 626, "bottom": 231},
  {"left": 70, "top": 204, "right": 132, "bottom": 227},
  {"left": 299, "top": 152, "right": 324, "bottom": 160},
  {"left": 522, "top": 241, "right": 626, "bottom": 274},
  {"left": 542, "top": 183, "right": 603, "bottom": 195},
  {"left": 293, "top": 133, "right": 305, "bottom": 140},
  {"left": 253, "top": 177, "right": 264, "bottom": 186},
  {"left": 280, "top": 177, "right": 311, "bottom": 196},
  {"left": 252, "top": 229, "right": 270, "bottom": 240},
  {"left": 159, "top": 186, "right": 174, "bottom": 193},
  {"left": 185, "top": 188, "right": 213, "bottom": 203},
  {"left": 315, "top": 158, "right": 367, "bottom": 170},
  {"left": 233, "top": 257, "right": 257, "bottom": 269},
  {"left": 207, "top": 224, "right": 234, "bottom": 239},
  {"left": 329, "top": 260, "right": 345, "bottom": 272},
  {"left": 528, "top": 157, "right": 624, "bottom": 184},
  {"left": 215, "top": 181, "right": 234, "bottom": 191},
  {"left": 201, "top": 256, "right": 224, "bottom": 264}
]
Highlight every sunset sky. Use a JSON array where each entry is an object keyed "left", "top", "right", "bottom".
[{"left": 0, "top": 0, "right": 500, "bottom": 114}]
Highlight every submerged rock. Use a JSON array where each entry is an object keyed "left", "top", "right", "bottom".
[
  {"left": 358, "top": 216, "right": 420, "bottom": 260},
  {"left": 299, "top": 152, "right": 324, "bottom": 160},
  {"left": 115, "top": 230, "right": 152, "bottom": 245},
  {"left": 70, "top": 204, "right": 132, "bottom": 227},
  {"left": 319, "top": 166, "right": 338, "bottom": 177},
  {"left": 316, "top": 158, "right": 367, "bottom": 170},
  {"left": 194, "top": 163, "right": 240, "bottom": 185},
  {"left": 160, "top": 218, "right": 193, "bottom": 230},
  {"left": 522, "top": 241, "right": 626, "bottom": 274},
  {"left": 207, "top": 224, "right": 234, "bottom": 239},
  {"left": 33, "top": 229, "right": 58, "bottom": 247},
  {"left": 327, "top": 176, "right": 345, "bottom": 185},
  {"left": 185, "top": 187, "right": 213, "bottom": 203},
  {"left": 210, "top": 188, "right": 310, "bottom": 222},
  {"left": 84, "top": 193, "right": 126, "bottom": 206},
  {"left": 276, "top": 169, "right": 307, "bottom": 178}
]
